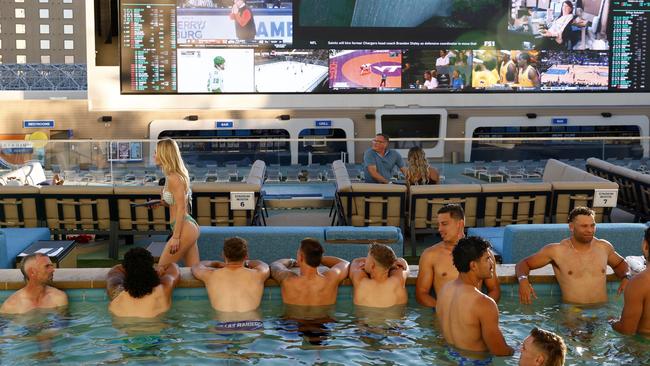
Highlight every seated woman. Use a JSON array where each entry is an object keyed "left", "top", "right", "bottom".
[
  {"left": 406, "top": 147, "right": 439, "bottom": 185},
  {"left": 538, "top": 1, "right": 586, "bottom": 50},
  {"left": 107, "top": 247, "right": 180, "bottom": 318}
]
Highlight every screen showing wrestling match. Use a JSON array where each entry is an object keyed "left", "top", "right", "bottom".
[{"left": 120, "top": 0, "right": 649, "bottom": 94}]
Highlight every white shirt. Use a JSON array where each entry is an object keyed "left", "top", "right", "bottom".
[
  {"left": 436, "top": 54, "right": 451, "bottom": 67},
  {"left": 423, "top": 78, "right": 438, "bottom": 89}
]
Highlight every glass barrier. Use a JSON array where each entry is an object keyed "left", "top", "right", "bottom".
[{"left": 0, "top": 136, "right": 646, "bottom": 186}]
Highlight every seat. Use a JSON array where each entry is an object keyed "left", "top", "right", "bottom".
[
  {"left": 40, "top": 185, "right": 116, "bottom": 256},
  {"left": 0, "top": 186, "right": 41, "bottom": 228}
]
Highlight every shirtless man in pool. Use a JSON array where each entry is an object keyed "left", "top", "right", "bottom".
[
  {"left": 516, "top": 207, "right": 631, "bottom": 305},
  {"left": 437, "top": 236, "right": 514, "bottom": 357},
  {"left": 416, "top": 204, "right": 500, "bottom": 308},
  {"left": 611, "top": 226, "right": 650, "bottom": 336},
  {"left": 107, "top": 247, "right": 180, "bottom": 318},
  {"left": 192, "top": 236, "right": 270, "bottom": 312},
  {"left": 1, "top": 253, "right": 68, "bottom": 314}
]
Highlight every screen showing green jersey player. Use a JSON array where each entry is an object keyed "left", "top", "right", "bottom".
[{"left": 208, "top": 56, "right": 226, "bottom": 92}]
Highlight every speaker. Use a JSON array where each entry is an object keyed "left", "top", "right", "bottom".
[
  {"left": 526, "top": 113, "right": 537, "bottom": 119},
  {"left": 278, "top": 114, "right": 290, "bottom": 121},
  {"left": 186, "top": 115, "right": 199, "bottom": 121},
  {"left": 601, "top": 112, "right": 612, "bottom": 118},
  {"left": 364, "top": 113, "right": 375, "bottom": 119},
  {"left": 448, "top": 113, "right": 459, "bottom": 119},
  {"left": 101, "top": 115, "right": 112, "bottom": 122}
]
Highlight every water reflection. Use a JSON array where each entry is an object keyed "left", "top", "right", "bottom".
[
  {"left": 0, "top": 309, "right": 69, "bottom": 364},
  {"left": 281, "top": 304, "right": 336, "bottom": 346}
]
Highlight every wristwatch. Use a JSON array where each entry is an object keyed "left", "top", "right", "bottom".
[
  {"left": 517, "top": 275, "right": 528, "bottom": 282},
  {"left": 624, "top": 273, "right": 633, "bottom": 280}
]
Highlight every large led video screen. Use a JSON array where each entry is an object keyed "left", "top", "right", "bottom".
[{"left": 120, "top": 0, "right": 650, "bottom": 94}]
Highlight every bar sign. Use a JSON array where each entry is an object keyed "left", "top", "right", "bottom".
[
  {"left": 315, "top": 120, "right": 332, "bottom": 127},
  {"left": 551, "top": 118, "right": 568, "bottom": 125},
  {"left": 24, "top": 120, "right": 55, "bottom": 128},
  {"left": 216, "top": 121, "right": 234, "bottom": 128}
]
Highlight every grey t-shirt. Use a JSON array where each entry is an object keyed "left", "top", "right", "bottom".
[{"left": 363, "top": 148, "right": 405, "bottom": 183}]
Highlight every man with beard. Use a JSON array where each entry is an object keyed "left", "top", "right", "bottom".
[
  {"left": 611, "top": 226, "right": 650, "bottom": 335},
  {"left": 516, "top": 206, "right": 631, "bottom": 305},
  {"left": 416, "top": 204, "right": 500, "bottom": 308},
  {"left": 1, "top": 253, "right": 68, "bottom": 314}
]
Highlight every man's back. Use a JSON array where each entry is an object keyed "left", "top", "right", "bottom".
[
  {"left": 109, "top": 285, "right": 170, "bottom": 318},
  {"left": 630, "top": 269, "right": 650, "bottom": 335},
  {"left": 0, "top": 286, "right": 67, "bottom": 314},
  {"left": 282, "top": 273, "right": 338, "bottom": 306},
  {"left": 354, "top": 276, "right": 407, "bottom": 308},
  {"left": 437, "top": 280, "right": 488, "bottom": 353},
  {"left": 205, "top": 266, "right": 265, "bottom": 312}
]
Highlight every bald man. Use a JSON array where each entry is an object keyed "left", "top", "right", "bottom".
[{"left": 0, "top": 253, "right": 68, "bottom": 314}]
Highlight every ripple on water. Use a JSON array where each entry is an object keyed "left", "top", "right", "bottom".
[{"left": 0, "top": 294, "right": 647, "bottom": 365}]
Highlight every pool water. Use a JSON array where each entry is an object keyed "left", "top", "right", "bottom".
[{"left": 0, "top": 285, "right": 648, "bottom": 365}]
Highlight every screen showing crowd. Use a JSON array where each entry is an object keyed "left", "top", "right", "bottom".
[{"left": 120, "top": 0, "right": 648, "bottom": 94}]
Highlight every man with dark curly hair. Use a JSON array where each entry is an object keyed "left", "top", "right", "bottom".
[
  {"left": 106, "top": 247, "right": 180, "bottom": 317},
  {"left": 437, "top": 236, "right": 513, "bottom": 360}
]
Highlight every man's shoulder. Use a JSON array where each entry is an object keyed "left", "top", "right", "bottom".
[
  {"left": 423, "top": 242, "right": 446, "bottom": 257},
  {"left": 0, "top": 289, "right": 24, "bottom": 307},
  {"left": 541, "top": 240, "right": 566, "bottom": 252},
  {"left": 46, "top": 286, "right": 68, "bottom": 305},
  {"left": 385, "top": 149, "right": 402, "bottom": 160},
  {"left": 280, "top": 272, "right": 300, "bottom": 285},
  {"left": 629, "top": 270, "right": 650, "bottom": 292},
  {"left": 46, "top": 285, "right": 67, "bottom": 297},
  {"left": 593, "top": 237, "right": 614, "bottom": 250}
]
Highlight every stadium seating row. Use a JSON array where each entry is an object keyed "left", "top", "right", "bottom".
[
  {"left": 0, "top": 161, "right": 267, "bottom": 259},
  {"left": 333, "top": 159, "right": 618, "bottom": 256},
  {"left": 587, "top": 157, "right": 650, "bottom": 222}
]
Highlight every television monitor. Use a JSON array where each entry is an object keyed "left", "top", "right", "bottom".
[
  {"left": 109, "top": 142, "right": 143, "bottom": 162},
  {"left": 375, "top": 108, "right": 447, "bottom": 158},
  {"left": 119, "top": 0, "right": 650, "bottom": 95}
]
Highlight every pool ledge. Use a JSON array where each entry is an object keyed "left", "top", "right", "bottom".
[{"left": 0, "top": 264, "right": 620, "bottom": 290}]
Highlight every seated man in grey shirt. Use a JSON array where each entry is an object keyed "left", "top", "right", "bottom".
[{"left": 363, "top": 133, "right": 407, "bottom": 183}]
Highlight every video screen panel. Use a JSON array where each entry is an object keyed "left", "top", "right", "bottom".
[
  {"left": 109, "top": 142, "right": 143, "bottom": 162},
  {"left": 381, "top": 114, "right": 442, "bottom": 150},
  {"left": 329, "top": 50, "right": 402, "bottom": 91},
  {"left": 177, "top": 0, "right": 292, "bottom": 46},
  {"left": 120, "top": 0, "right": 650, "bottom": 94},
  {"left": 254, "top": 49, "right": 329, "bottom": 92}
]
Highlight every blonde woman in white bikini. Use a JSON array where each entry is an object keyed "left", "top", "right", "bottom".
[{"left": 155, "top": 138, "right": 200, "bottom": 267}]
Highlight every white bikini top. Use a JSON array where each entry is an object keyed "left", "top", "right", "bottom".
[{"left": 162, "top": 181, "right": 192, "bottom": 206}]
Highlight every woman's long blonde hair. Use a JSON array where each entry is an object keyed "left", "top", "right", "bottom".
[
  {"left": 156, "top": 139, "right": 190, "bottom": 190},
  {"left": 407, "top": 146, "right": 429, "bottom": 185}
]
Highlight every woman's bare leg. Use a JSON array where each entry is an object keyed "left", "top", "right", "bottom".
[{"left": 158, "top": 221, "right": 200, "bottom": 267}]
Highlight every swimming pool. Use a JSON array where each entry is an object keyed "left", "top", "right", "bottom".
[{"left": 0, "top": 285, "right": 647, "bottom": 365}]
